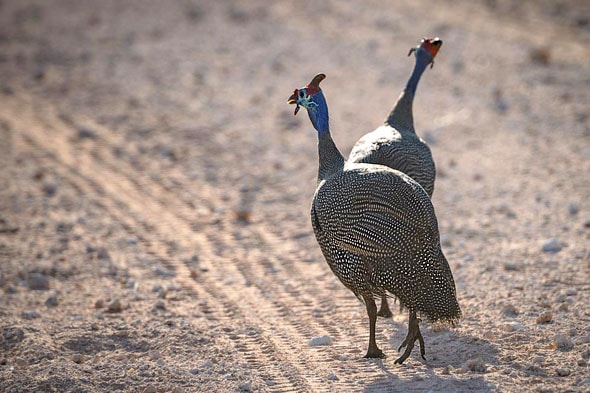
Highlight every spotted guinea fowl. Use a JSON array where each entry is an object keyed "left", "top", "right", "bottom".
[
  {"left": 288, "top": 73, "right": 461, "bottom": 363},
  {"left": 349, "top": 37, "right": 442, "bottom": 318}
]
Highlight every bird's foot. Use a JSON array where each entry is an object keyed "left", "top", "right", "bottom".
[
  {"left": 364, "top": 347, "right": 386, "bottom": 359},
  {"left": 394, "top": 316, "right": 425, "bottom": 364}
]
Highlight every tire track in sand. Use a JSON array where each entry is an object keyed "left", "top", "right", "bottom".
[{"left": 2, "top": 91, "right": 397, "bottom": 391}]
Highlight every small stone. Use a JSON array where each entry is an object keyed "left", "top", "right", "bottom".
[
  {"left": 94, "top": 299, "right": 105, "bottom": 309},
  {"left": 578, "top": 358, "right": 588, "bottom": 367},
  {"left": 483, "top": 330, "right": 495, "bottom": 340},
  {"left": 328, "top": 373, "right": 338, "bottom": 381},
  {"left": 464, "top": 357, "right": 486, "bottom": 373},
  {"left": 501, "top": 304, "right": 519, "bottom": 317},
  {"left": 97, "top": 247, "right": 111, "bottom": 261},
  {"left": 503, "top": 261, "right": 520, "bottom": 271},
  {"left": 106, "top": 298, "right": 123, "bottom": 313},
  {"left": 27, "top": 273, "right": 50, "bottom": 290},
  {"left": 15, "top": 357, "right": 27, "bottom": 367},
  {"left": 579, "top": 378, "right": 590, "bottom": 386},
  {"left": 238, "top": 382, "right": 251, "bottom": 392},
  {"left": 574, "top": 336, "right": 590, "bottom": 345},
  {"left": 565, "top": 288, "right": 577, "bottom": 296},
  {"left": 45, "top": 295, "right": 59, "bottom": 307},
  {"left": 42, "top": 183, "right": 57, "bottom": 197},
  {"left": 308, "top": 335, "right": 333, "bottom": 347},
  {"left": 502, "top": 322, "right": 524, "bottom": 332},
  {"left": 440, "top": 234, "right": 453, "bottom": 247},
  {"left": 536, "top": 311, "right": 553, "bottom": 324},
  {"left": 142, "top": 385, "right": 157, "bottom": 393},
  {"left": 148, "top": 350, "right": 161, "bottom": 360},
  {"left": 153, "top": 267, "right": 175, "bottom": 277},
  {"left": 556, "top": 368, "right": 571, "bottom": 377},
  {"left": 72, "top": 354, "right": 86, "bottom": 364},
  {"left": 533, "top": 356, "right": 545, "bottom": 364},
  {"left": 21, "top": 310, "right": 40, "bottom": 319},
  {"left": 442, "top": 365, "right": 452, "bottom": 375},
  {"left": 78, "top": 127, "right": 97, "bottom": 139},
  {"left": 0, "top": 357, "right": 7, "bottom": 365},
  {"left": 554, "top": 334, "right": 574, "bottom": 351},
  {"left": 568, "top": 203, "right": 579, "bottom": 216},
  {"left": 583, "top": 349, "right": 590, "bottom": 359},
  {"left": 542, "top": 238, "right": 562, "bottom": 253},
  {"left": 153, "top": 300, "right": 166, "bottom": 310}
]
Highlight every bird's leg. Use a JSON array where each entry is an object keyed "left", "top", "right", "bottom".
[
  {"left": 377, "top": 295, "right": 393, "bottom": 318},
  {"left": 362, "top": 295, "right": 385, "bottom": 359},
  {"left": 394, "top": 311, "right": 425, "bottom": 364}
]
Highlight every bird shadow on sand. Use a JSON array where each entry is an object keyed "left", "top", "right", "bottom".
[{"left": 361, "top": 322, "right": 499, "bottom": 392}]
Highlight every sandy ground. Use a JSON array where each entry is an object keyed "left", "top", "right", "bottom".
[{"left": 1, "top": 1, "right": 589, "bottom": 392}]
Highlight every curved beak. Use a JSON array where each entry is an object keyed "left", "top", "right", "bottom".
[{"left": 288, "top": 89, "right": 301, "bottom": 115}]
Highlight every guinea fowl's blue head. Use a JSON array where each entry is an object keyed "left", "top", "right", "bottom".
[
  {"left": 404, "top": 37, "right": 442, "bottom": 95},
  {"left": 408, "top": 37, "right": 443, "bottom": 69},
  {"left": 288, "top": 73, "right": 330, "bottom": 134}
]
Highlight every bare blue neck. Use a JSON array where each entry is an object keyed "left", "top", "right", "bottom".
[
  {"left": 385, "top": 53, "right": 431, "bottom": 133},
  {"left": 306, "top": 91, "right": 345, "bottom": 181}
]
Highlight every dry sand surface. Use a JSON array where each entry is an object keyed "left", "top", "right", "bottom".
[{"left": 1, "top": 1, "right": 589, "bottom": 392}]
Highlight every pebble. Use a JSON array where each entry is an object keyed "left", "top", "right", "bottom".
[
  {"left": 464, "top": 357, "right": 486, "bottom": 373},
  {"left": 15, "top": 357, "right": 27, "bottom": 367},
  {"left": 328, "top": 373, "right": 338, "bottom": 381},
  {"left": 97, "top": 247, "right": 111, "bottom": 261},
  {"left": 142, "top": 385, "right": 157, "bottom": 393},
  {"left": 106, "top": 298, "right": 123, "bottom": 313},
  {"left": 42, "top": 183, "right": 57, "bottom": 197},
  {"left": 440, "top": 234, "right": 453, "bottom": 247},
  {"left": 78, "top": 127, "right": 97, "bottom": 139},
  {"left": 308, "top": 335, "right": 333, "bottom": 347},
  {"left": 45, "top": 294, "right": 59, "bottom": 307},
  {"left": 554, "top": 334, "right": 574, "bottom": 351},
  {"left": 153, "top": 267, "right": 176, "bottom": 278},
  {"left": 568, "top": 203, "right": 579, "bottom": 216},
  {"left": 542, "top": 238, "right": 562, "bottom": 253},
  {"left": 148, "top": 350, "right": 161, "bottom": 360},
  {"left": 72, "top": 354, "right": 87, "bottom": 364},
  {"left": 556, "top": 368, "right": 571, "bottom": 377},
  {"left": 501, "top": 304, "right": 519, "bottom": 317},
  {"left": 574, "top": 336, "right": 590, "bottom": 345},
  {"left": 503, "top": 261, "right": 520, "bottom": 271},
  {"left": 238, "top": 382, "right": 251, "bottom": 392},
  {"left": 21, "top": 310, "right": 40, "bottom": 319},
  {"left": 533, "top": 356, "right": 545, "bottom": 364},
  {"left": 27, "top": 273, "right": 50, "bottom": 290},
  {"left": 578, "top": 358, "right": 588, "bottom": 367},
  {"left": 502, "top": 322, "right": 524, "bottom": 332},
  {"left": 153, "top": 300, "right": 166, "bottom": 311},
  {"left": 579, "top": 378, "right": 590, "bottom": 386},
  {"left": 536, "top": 311, "right": 553, "bottom": 324},
  {"left": 152, "top": 285, "right": 168, "bottom": 299},
  {"left": 565, "top": 288, "right": 577, "bottom": 296}
]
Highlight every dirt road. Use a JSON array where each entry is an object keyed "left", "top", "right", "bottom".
[{"left": 1, "top": 1, "right": 589, "bottom": 392}]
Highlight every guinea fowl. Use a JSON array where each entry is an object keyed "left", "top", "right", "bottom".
[
  {"left": 288, "top": 73, "right": 461, "bottom": 363},
  {"left": 348, "top": 37, "right": 442, "bottom": 319}
]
